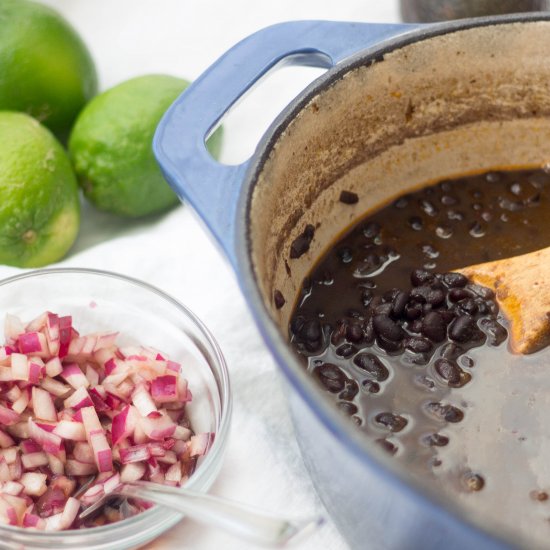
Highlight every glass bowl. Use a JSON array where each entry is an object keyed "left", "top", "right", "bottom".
[{"left": 0, "top": 268, "right": 231, "bottom": 549}]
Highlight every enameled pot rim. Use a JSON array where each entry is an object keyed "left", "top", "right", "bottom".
[{"left": 235, "top": 12, "right": 550, "bottom": 548}]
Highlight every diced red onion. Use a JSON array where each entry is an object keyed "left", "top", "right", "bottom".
[
  {"left": 120, "top": 444, "right": 150, "bottom": 464},
  {"left": 0, "top": 403, "right": 20, "bottom": 426},
  {"left": 20, "top": 473, "right": 47, "bottom": 496},
  {"left": 45, "top": 357, "right": 62, "bottom": 378},
  {"left": 21, "top": 452, "right": 49, "bottom": 469},
  {"left": 31, "top": 387, "right": 57, "bottom": 422},
  {"left": 89, "top": 430, "right": 113, "bottom": 473},
  {"left": 65, "top": 459, "right": 97, "bottom": 476},
  {"left": 111, "top": 404, "right": 136, "bottom": 446},
  {"left": 0, "top": 310, "right": 207, "bottom": 531},
  {"left": 52, "top": 420, "right": 86, "bottom": 442},
  {"left": 61, "top": 363, "right": 89, "bottom": 390},
  {"left": 18, "top": 332, "right": 48, "bottom": 357},
  {"left": 63, "top": 387, "right": 93, "bottom": 411},
  {"left": 28, "top": 419, "right": 64, "bottom": 457}
]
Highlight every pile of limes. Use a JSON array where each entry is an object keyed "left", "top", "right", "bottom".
[{"left": 0, "top": 0, "right": 221, "bottom": 267}]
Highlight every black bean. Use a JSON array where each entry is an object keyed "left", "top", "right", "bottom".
[
  {"left": 422, "top": 433, "right": 450, "bottom": 447},
  {"left": 363, "top": 318, "right": 375, "bottom": 344},
  {"left": 339, "top": 190, "right": 359, "bottom": 204},
  {"left": 346, "top": 323, "right": 364, "bottom": 343},
  {"left": 337, "top": 401, "right": 358, "bottom": 416},
  {"left": 363, "top": 222, "right": 381, "bottom": 239},
  {"left": 339, "top": 380, "right": 359, "bottom": 401},
  {"left": 440, "top": 342, "right": 464, "bottom": 360},
  {"left": 449, "top": 315, "right": 484, "bottom": 344},
  {"left": 362, "top": 380, "right": 381, "bottom": 393},
  {"left": 422, "top": 312, "right": 446, "bottom": 343},
  {"left": 459, "top": 355, "right": 475, "bottom": 368},
  {"left": 475, "top": 299, "right": 489, "bottom": 315},
  {"left": 337, "top": 246, "right": 354, "bottom": 264},
  {"left": 415, "top": 353, "right": 431, "bottom": 365},
  {"left": 361, "top": 288, "right": 373, "bottom": 307},
  {"left": 373, "top": 315, "right": 404, "bottom": 342},
  {"left": 441, "top": 194, "right": 458, "bottom": 206},
  {"left": 447, "top": 209, "right": 465, "bottom": 221},
  {"left": 313, "top": 363, "right": 346, "bottom": 393},
  {"left": 317, "top": 269, "right": 334, "bottom": 285},
  {"left": 448, "top": 288, "right": 473, "bottom": 302},
  {"left": 394, "top": 196, "right": 409, "bottom": 208},
  {"left": 479, "top": 318, "right": 508, "bottom": 346},
  {"left": 353, "top": 353, "right": 390, "bottom": 381},
  {"left": 442, "top": 272, "right": 468, "bottom": 288},
  {"left": 434, "top": 358, "right": 462, "bottom": 385},
  {"left": 421, "top": 243, "right": 439, "bottom": 259},
  {"left": 415, "top": 375, "right": 436, "bottom": 390},
  {"left": 409, "top": 216, "right": 423, "bottom": 230},
  {"left": 383, "top": 289, "right": 400, "bottom": 302},
  {"left": 377, "top": 335, "right": 403, "bottom": 353},
  {"left": 274, "top": 290, "right": 285, "bottom": 309},
  {"left": 420, "top": 199, "right": 438, "bottom": 216},
  {"left": 290, "top": 315, "right": 306, "bottom": 336},
  {"left": 426, "top": 289, "right": 446, "bottom": 306},
  {"left": 302, "top": 319, "right": 321, "bottom": 342},
  {"left": 411, "top": 269, "right": 434, "bottom": 286},
  {"left": 405, "top": 336, "right": 433, "bottom": 353},
  {"left": 290, "top": 224, "right": 315, "bottom": 259},
  {"left": 525, "top": 192, "right": 541, "bottom": 206},
  {"left": 426, "top": 402, "right": 464, "bottom": 423},
  {"left": 498, "top": 197, "right": 523, "bottom": 211},
  {"left": 336, "top": 343, "right": 357, "bottom": 358},
  {"left": 359, "top": 280, "right": 377, "bottom": 289},
  {"left": 330, "top": 319, "right": 348, "bottom": 346},
  {"left": 457, "top": 298, "right": 478, "bottom": 315},
  {"left": 391, "top": 291, "right": 409, "bottom": 317},
  {"left": 410, "top": 286, "right": 430, "bottom": 303},
  {"left": 435, "top": 224, "right": 453, "bottom": 239},
  {"left": 468, "top": 283, "right": 495, "bottom": 300},
  {"left": 354, "top": 254, "right": 380, "bottom": 276},
  {"left": 438, "top": 310, "right": 457, "bottom": 326},
  {"left": 374, "top": 303, "right": 393, "bottom": 316},
  {"left": 409, "top": 319, "right": 423, "bottom": 333},
  {"left": 376, "top": 439, "right": 398, "bottom": 455},
  {"left": 405, "top": 303, "right": 423, "bottom": 320},
  {"left": 375, "top": 412, "right": 408, "bottom": 432},
  {"left": 304, "top": 339, "right": 323, "bottom": 353}
]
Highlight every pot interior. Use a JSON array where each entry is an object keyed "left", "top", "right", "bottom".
[
  {"left": 247, "top": 17, "right": 550, "bottom": 547},
  {"left": 250, "top": 19, "right": 550, "bottom": 328}
]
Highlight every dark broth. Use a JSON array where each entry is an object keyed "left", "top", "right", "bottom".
[{"left": 289, "top": 169, "right": 550, "bottom": 545}]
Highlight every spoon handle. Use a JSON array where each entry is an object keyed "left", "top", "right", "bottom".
[{"left": 120, "top": 482, "right": 324, "bottom": 547}]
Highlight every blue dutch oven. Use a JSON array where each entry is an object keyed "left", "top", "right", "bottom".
[{"left": 154, "top": 15, "right": 550, "bottom": 549}]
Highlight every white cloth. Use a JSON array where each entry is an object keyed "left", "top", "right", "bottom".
[{"left": 6, "top": 1, "right": 400, "bottom": 548}]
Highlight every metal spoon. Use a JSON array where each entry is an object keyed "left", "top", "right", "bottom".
[{"left": 78, "top": 481, "right": 324, "bottom": 547}]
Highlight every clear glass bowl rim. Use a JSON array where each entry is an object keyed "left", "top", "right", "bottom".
[{"left": 0, "top": 267, "right": 232, "bottom": 543}]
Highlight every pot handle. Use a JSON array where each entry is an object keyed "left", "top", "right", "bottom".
[{"left": 153, "top": 20, "right": 417, "bottom": 266}]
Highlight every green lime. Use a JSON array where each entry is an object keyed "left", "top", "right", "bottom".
[
  {"left": 0, "top": 111, "right": 80, "bottom": 267},
  {"left": 68, "top": 74, "right": 222, "bottom": 218},
  {"left": 0, "top": 0, "right": 98, "bottom": 141}
]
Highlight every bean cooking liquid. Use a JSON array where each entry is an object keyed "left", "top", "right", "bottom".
[{"left": 289, "top": 169, "right": 550, "bottom": 545}]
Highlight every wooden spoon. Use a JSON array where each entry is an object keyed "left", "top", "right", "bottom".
[{"left": 455, "top": 246, "right": 550, "bottom": 354}]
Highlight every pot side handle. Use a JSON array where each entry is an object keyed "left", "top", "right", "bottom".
[{"left": 153, "top": 20, "right": 418, "bottom": 266}]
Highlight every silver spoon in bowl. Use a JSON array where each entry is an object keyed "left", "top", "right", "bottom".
[{"left": 78, "top": 480, "right": 324, "bottom": 547}]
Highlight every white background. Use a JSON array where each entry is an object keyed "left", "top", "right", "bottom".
[{"left": 10, "top": 1, "right": 401, "bottom": 548}]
